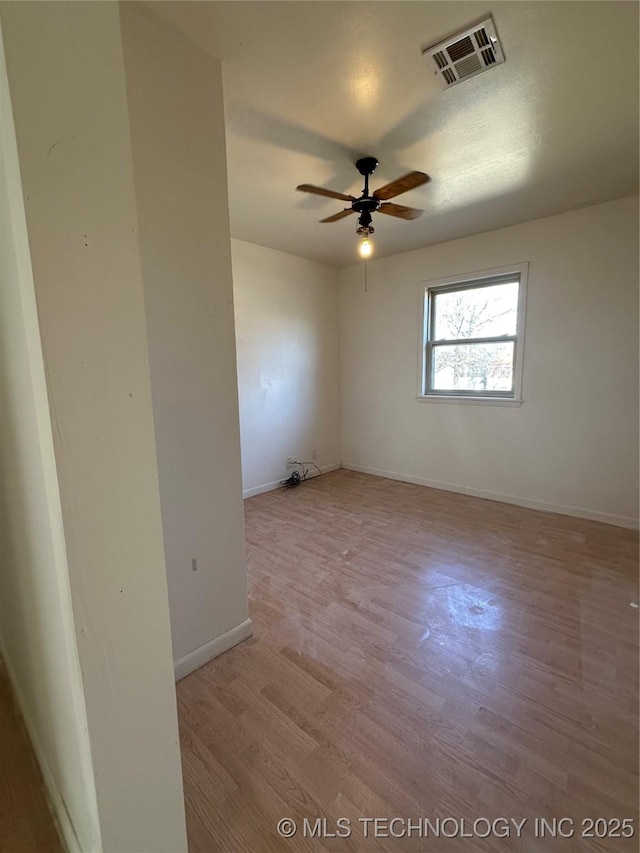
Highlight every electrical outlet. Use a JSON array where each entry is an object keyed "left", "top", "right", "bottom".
[
  {"left": 286, "top": 457, "right": 297, "bottom": 469},
  {"left": 311, "top": 449, "right": 318, "bottom": 461}
]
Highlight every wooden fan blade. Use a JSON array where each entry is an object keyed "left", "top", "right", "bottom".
[
  {"left": 373, "top": 171, "right": 430, "bottom": 200},
  {"left": 379, "top": 202, "right": 423, "bottom": 220},
  {"left": 320, "top": 208, "right": 356, "bottom": 223},
  {"left": 297, "top": 184, "right": 356, "bottom": 202}
]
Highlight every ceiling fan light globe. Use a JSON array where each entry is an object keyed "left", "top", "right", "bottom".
[{"left": 358, "top": 237, "right": 373, "bottom": 258}]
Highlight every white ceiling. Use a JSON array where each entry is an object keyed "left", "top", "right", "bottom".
[{"left": 149, "top": 1, "right": 639, "bottom": 267}]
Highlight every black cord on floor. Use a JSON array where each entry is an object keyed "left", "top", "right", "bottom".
[
  {"left": 279, "top": 460, "right": 322, "bottom": 489},
  {"left": 296, "top": 460, "right": 322, "bottom": 477},
  {"left": 279, "top": 470, "right": 303, "bottom": 489}
]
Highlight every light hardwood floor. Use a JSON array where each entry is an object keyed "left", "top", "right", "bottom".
[
  {"left": 0, "top": 658, "right": 61, "bottom": 853},
  {"left": 178, "top": 469, "right": 639, "bottom": 852}
]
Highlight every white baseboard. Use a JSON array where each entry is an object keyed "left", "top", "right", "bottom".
[
  {"left": 342, "top": 462, "right": 639, "bottom": 530},
  {"left": 174, "top": 618, "right": 254, "bottom": 681},
  {"left": 0, "top": 635, "right": 81, "bottom": 853},
  {"left": 242, "top": 462, "right": 341, "bottom": 499}
]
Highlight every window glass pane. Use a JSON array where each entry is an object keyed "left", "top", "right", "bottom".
[
  {"left": 433, "top": 280, "right": 519, "bottom": 340},
  {"left": 431, "top": 342, "right": 514, "bottom": 392}
]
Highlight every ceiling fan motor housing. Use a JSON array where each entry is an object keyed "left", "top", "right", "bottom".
[{"left": 352, "top": 197, "right": 381, "bottom": 213}]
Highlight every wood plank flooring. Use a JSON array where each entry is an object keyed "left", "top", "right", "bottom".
[
  {"left": 178, "top": 470, "right": 639, "bottom": 852},
  {"left": 0, "top": 657, "right": 61, "bottom": 853}
]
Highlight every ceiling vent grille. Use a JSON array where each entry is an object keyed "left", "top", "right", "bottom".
[{"left": 422, "top": 16, "right": 505, "bottom": 89}]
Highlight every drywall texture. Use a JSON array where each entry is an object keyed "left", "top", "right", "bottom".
[
  {"left": 1, "top": 3, "right": 187, "bottom": 851},
  {"left": 340, "top": 196, "right": 639, "bottom": 528},
  {"left": 232, "top": 239, "right": 341, "bottom": 496},
  {"left": 0, "top": 29, "right": 101, "bottom": 852},
  {"left": 121, "top": 5, "right": 249, "bottom": 667}
]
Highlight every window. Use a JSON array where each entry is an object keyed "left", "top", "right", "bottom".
[{"left": 420, "top": 265, "right": 527, "bottom": 402}]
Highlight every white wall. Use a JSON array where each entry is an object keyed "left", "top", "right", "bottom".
[
  {"left": 0, "top": 28, "right": 101, "bottom": 853},
  {"left": 340, "top": 196, "right": 639, "bottom": 528},
  {"left": 121, "top": 5, "right": 250, "bottom": 675},
  {"left": 232, "top": 239, "right": 341, "bottom": 496},
  {"left": 1, "top": 3, "right": 187, "bottom": 850}
]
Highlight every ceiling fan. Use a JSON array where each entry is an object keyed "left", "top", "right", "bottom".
[{"left": 296, "top": 156, "right": 430, "bottom": 256}]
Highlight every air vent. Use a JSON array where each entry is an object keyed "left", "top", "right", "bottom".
[{"left": 422, "top": 16, "right": 505, "bottom": 89}]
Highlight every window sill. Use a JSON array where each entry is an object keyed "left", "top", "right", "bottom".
[{"left": 416, "top": 395, "right": 522, "bottom": 407}]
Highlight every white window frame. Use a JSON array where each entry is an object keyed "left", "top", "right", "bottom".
[{"left": 417, "top": 263, "right": 528, "bottom": 406}]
